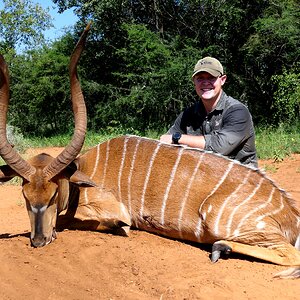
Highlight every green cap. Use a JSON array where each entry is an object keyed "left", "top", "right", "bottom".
[{"left": 192, "top": 57, "right": 223, "bottom": 78}]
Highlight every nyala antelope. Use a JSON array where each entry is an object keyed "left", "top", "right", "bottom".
[{"left": 0, "top": 25, "right": 299, "bottom": 279}]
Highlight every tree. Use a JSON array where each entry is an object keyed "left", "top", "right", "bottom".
[
  {"left": 0, "top": 0, "right": 52, "bottom": 54},
  {"left": 92, "top": 24, "right": 197, "bottom": 132},
  {"left": 242, "top": 0, "right": 300, "bottom": 123},
  {"left": 271, "top": 65, "right": 300, "bottom": 124},
  {"left": 9, "top": 34, "right": 75, "bottom": 136},
  {"left": 31, "top": 1, "right": 300, "bottom": 131}
]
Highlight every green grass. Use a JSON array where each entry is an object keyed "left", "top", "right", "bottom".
[
  {"left": 255, "top": 123, "right": 300, "bottom": 160},
  {"left": 4, "top": 123, "right": 300, "bottom": 161},
  {"left": 22, "top": 132, "right": 122, "bottom": 151},
  {"left": 21, "top": 130, "right": 162, "bottom": 150}
]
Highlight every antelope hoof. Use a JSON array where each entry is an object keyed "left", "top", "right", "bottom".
[
  {"left": 114, "top": 225, "right": 130, "bottom": 237},
  {"left": 211, "top": 242, "right": 232, "bottom": 263}
]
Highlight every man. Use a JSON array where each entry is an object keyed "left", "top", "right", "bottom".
[{"left": 160, "top": 56, "right": 258, "bottom": 168}]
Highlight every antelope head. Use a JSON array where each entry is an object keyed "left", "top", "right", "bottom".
[{"left": 0, "top": 23, "right": 95, "bottom": 247}]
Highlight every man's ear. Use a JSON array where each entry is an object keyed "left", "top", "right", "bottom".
[
  {"left": 0, "top": 165, "right": 19, "bottom": 182},
  {"left": 220, "top": 74, "right": 227, "bottom": 86},
  {"left": 69, "top": 170, "right": 98, "bottom": 187}
]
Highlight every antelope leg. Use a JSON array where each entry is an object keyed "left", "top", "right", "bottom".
[
  {"left": 58, "top": 188, "right": 131, "bottom": 235},
  {"left": 212, "top": 240, "right": 300, "bottom": 266},
  {"left": 274, "top": 267, "right": 300, "bottom": 279},
  {"left": 211, "top": 242, "right": 232, "bottom": 263}
]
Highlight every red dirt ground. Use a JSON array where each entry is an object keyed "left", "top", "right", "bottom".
[{"left": 0, "top": 147, "right": 299, "bottom": 299}]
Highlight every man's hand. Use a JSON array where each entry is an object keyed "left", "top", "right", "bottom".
[{"left": 159, "top": 134, "right": 172, "bottom": 144}]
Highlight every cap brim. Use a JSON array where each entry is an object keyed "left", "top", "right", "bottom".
[{"left": 192, "top": 68, "right": 221, "bottom": 78}]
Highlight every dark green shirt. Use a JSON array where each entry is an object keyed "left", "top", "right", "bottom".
[{"left": 167, "top": 91, "right": 258, "bottom": 168}]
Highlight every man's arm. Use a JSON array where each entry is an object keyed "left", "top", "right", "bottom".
[
  {"left": 160, "top": 104, "right": 252, "bottom": 155},
  {"left": 160, "top": 133, "right": 206, "bottom": 148},
  {"left": 160, "top": 107, "right": 206, "bottom": 147},
  {"left": 204, "top": 104, "right": 252, "bottom": 155}
]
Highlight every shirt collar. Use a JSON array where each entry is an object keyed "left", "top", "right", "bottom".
[
  {"left": 194, "top": 90, "right": 226, "bottom": 117},
  {"left": 212, "top": 90, "right": 226, "bottom": 112}
]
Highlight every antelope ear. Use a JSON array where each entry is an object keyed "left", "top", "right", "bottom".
[
  {"left": 0, "top": 165, "right": 19, "bottom": 182},
  {"left": 69, "top": 170, "right": 97, "bottom": 187}
]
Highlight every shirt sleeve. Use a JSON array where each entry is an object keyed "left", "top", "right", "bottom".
[
  {"left": 204, "top": 104, "right": 252, "bottom": 156},
  {"left": 167, "top": 111, "right": 186, "bottom": 134}
]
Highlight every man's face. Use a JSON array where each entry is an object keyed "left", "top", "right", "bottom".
[{"left": 193, "top": 72, "right": 227, "bottom": 102}]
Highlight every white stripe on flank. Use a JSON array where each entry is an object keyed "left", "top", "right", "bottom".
[
  {"left": 90, "top": 144, "right": 101, "bottom": 180},
  {"left": 295, "top": 234, "right": 300, "bottom": 250},
  {"left": 101, "top": 140, "right": 110, "bottom": 187},
  {"left": 214, "top": 169, "right": 252, "bottom": 237},
  {"left": 195, "top": 161, "right": 234, "bottom": 240},
  {"left": 118, "top": 137, "right": 129, "bottom": 202},
  {"left": 84, "top": 144, "right": 101, "bottom": 204},
  {"left": 199, "top": 161, "right": 234, "bottom": 214},
  {"left": 226, "top": 176, "right": 264, "bottom": 237},
  {"left": 256, "top": 221, "right": 265, "bottom": 230},
  {"left": 139, "top": 143, "right": 161, "bottom": 218},
  {"left": 127, "top": 138, "right": 141, "bottom": 217},
  {"left": 160, "top": 147, "right": 184, "bottom": 225},
  {"left": 207, "top": 204, "right": 212, "bottom": 213},
  {"left": 195, "top": 218, "right": 202, "bottom": 240},
  {"left": 83, "top": 187, "right": 88, "bottom": 204},
  {"left": 255, "top": 193, "right": 284, "bottom": 223},
  {"left": 234, "top": 185, "right": 276, "bottom": 237},
  {"left": 178, "top": 153, "right": 204, "bottom": 238}
]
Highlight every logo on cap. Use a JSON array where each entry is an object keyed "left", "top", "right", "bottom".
[{"left": 192, "top": 57, "right": 223, "bottom": 78}]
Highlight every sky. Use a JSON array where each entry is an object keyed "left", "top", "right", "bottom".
[{"left": 32, "top": 0, "right": 78, "bottom": 41}]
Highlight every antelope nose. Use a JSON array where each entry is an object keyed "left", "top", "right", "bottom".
[{"left": 31, "top": 234, "right": 47, "bottom": 248}]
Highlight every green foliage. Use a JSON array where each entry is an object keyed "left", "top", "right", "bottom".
[
  {"left": 6, "top": 124, "right": 29, "bottom": 153},
  {"left": 92, "top": 24, "right": 196, "bottom": 132},
  {"left": 3, "top": 0, "right": 300, "bottom": 138},
  {"left": 271, "top": 66, "right": 300, "bottom": 123},
  {"left": 8, "top": 34, "right": 75, "bottom": 136},
  {"left": 0, "top": 0, "right": 52, "bottom": 52},
  {"left": 0, "top": 124, "right": 28, "bottom": 168},
  {"left": 242, "top": 0, "right": 299, "bottom": 122},
  {"left": 50, "top": 0, "right": 299, "bottom": 132}
]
